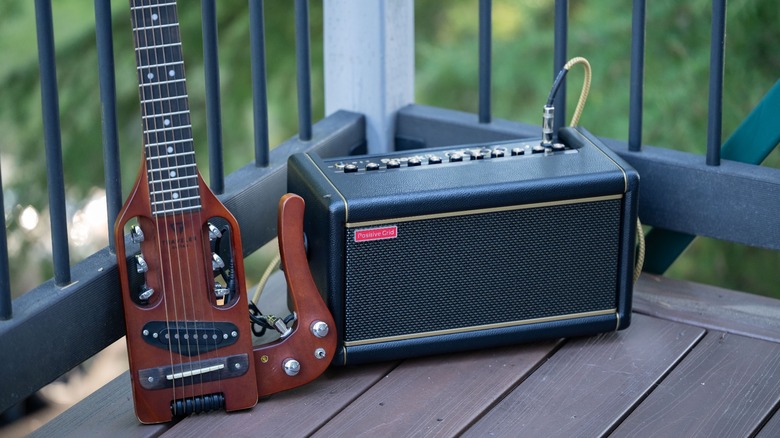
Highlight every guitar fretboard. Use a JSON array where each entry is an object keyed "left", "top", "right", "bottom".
[{"left": 130, "top": 0, "right": 200, "bottom": 216}]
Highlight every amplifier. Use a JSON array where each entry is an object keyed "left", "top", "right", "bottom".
[{"left": 287, "top": 127, "right": 639, "bottom": 365}]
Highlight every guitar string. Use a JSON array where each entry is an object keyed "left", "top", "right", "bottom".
[
  {"left": 138, "top": 0, "right": 184, "bottom": 412},
  {"left": 164, "top": 0, "right": 211, "bottom": 404},
  {"left": 152, "top": 0, "right": 203, "bottom": 407},
  {"left": 169, "top": 1, "right": 229, "bottom": 401}
]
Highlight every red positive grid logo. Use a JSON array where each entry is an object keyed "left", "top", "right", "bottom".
[{"left": 354, "top": 226, "right": 398, "bottom": 243}]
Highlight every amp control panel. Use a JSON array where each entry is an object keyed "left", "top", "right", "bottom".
[{"left": 323, "top": 139, "right": 576, "bottom": 174}]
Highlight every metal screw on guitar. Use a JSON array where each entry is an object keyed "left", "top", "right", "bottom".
[{"left": 138, "top": 285, "right": 154, "bottom": 301}]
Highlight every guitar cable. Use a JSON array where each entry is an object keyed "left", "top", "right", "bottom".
[{"left": 544, "top": 56, "right": 645, "bottom": 283}]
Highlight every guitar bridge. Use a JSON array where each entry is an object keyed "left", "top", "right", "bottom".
[{"left": 138, "top": 354, "right": 250, "bottom": 390}]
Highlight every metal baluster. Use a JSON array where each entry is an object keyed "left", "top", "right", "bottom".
[
  {"left": 202, "top": 0, "right": 225, "bottom": 193},
  {"left": 94, "top": 0, "right": 122, "bottom": 251},
  {"left": 553, "top": 0, "right": 568, "bottom": 133},
  {"left": 0, "top": 164, "right": 11, "bottom": 320},
  {"left": 628, "top": 0, "right": 646, "bottom": 152},
  {"left": 250, "top": 0, "right": 270, "bottom": 167},
  {"left": 35, "top": 0, "right": 71, "bottom": 286},
  {"left": 706, "top": 0, "right": 727, "bottom": 166},
  {"left": 478, "top": 0, "right": 491, "bottom": 124},
  {"left": 295, "top": 0, "right": 312, "bottom": 141}
]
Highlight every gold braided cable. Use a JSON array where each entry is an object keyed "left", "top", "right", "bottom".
[
  {"left": 252, "top": 238, "right": 282, "bottom": 305},
  {"left": 634, "top": 218, "right": 645, "bottom": 283},
  {"left": 563, "top": 56, "right": 592, "bottom": 127}
]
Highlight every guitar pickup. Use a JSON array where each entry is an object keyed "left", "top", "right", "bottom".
[
  {"left": 137, "top": 354, "right": 249, "bottom": 390},
  {"left": 141, "top": 321, "right": 240, "bottom": 356}
]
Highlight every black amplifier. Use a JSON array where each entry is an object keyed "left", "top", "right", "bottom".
[{"left": 287, "top": 127, "right": 639, "bottom": 365}]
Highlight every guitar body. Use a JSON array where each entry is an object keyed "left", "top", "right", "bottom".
[
  {"left": 117, "top": 0, "right": 337, "bottom": 423},
  {"left": 115, "top": 161, "right": 258, "bottom": 424},
  {"left": 117, "top": 0, "right": 257, "bottom": 423}
]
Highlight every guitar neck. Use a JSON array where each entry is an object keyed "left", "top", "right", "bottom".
[{"left": 130, "top": 0, "right": 200, "bottom": 216}]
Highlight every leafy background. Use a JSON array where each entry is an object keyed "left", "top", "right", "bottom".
[{"left": 1, "top": 0, "right": 778, "bottom": 301}]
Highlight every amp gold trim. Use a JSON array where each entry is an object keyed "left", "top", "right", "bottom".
[
  {"left": 346, "top": 194, "right": 624, "bottom": 228},
  {"left": 343, "top": 308, "right": 618, "bottom": 347}
]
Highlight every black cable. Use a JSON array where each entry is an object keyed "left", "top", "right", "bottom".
[{"left": 547, "top": 68, "right": 568, "bottom": 106}]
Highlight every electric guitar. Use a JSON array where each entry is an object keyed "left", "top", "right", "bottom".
[
  {"left": 115, "top": 0, "right": 338, "bottom": 424},
  {"left": 115, "top": 0, "right": 257, "bottom": 423}
]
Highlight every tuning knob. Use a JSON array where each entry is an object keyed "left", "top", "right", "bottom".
[
  {"left": 207, "top": 223, "right": 222, "bottom": 240},
  {"left": 212, "top": 253, "right": 225, "bottom": 271},
  {"left": 214, "top": 282, "right": 230, "bottom": 298},
  {"left": 138, "top": 285, "right": 154, "bottom": 301},
  {"left": 135, "top": 255, "right": 149, "bottom": 274},
  {"left": 130, "top": 225, "right": 145, "bottom": 243}
]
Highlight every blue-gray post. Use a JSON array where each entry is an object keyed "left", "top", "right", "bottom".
[
  {"left": 706, "top": 0, "right": 726, "bottom": 166},
  {"left": 295, "top": 0, "right": 313, "bottom": 141},
  {"left": 202, "top": 0, "right": 225, "bottom": 193},
  {"left": 628, "top": 0, "right": 646, "bottom": 152},
  {"left": 94, "top": 0, "right": 122, "bottom": 251},
  {"left": 0, "top": 164, "right": 11, "bottom": 320},
  {"left": 250, "top": 0, "right": 270, "bottom": 167},
  {"left": 35, "top": 0, "right": 71, "bottom": 286},
  {"left": 478, "top": 0, "right": 492, "bottom": 124},
  {"left": 553, "top": 0, "right": 568, "bottom": 133}
]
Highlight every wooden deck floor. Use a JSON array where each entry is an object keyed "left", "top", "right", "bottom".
[{"left": 33, "top": 274, "right": 780, "bottom": 437}]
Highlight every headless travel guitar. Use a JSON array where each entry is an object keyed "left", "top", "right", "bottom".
[
  {"left": 115, "top": 0, "right": 336, "bottom": 424},
  {"left": 115, "top": 0, "right": 258, "bottom": 423}
]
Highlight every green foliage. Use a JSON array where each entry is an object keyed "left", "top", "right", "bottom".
[{"left": 0, "top": 0, "right": 778, "bottom": 297}]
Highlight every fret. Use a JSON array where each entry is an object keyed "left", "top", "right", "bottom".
[
  {"left": 147, "top": 162, "right": 197, "bottom": 173},
  {"left": 149, "top": 176, "right": 199, "bottom": 194},
  {"left": 152, "top": 189, "right": 200, "bottom": 205},
  {"left": 144, "top": 124, "right": 192, "bottom": 134},
  {"left": 142, "top": 109, "right": 189, "bottom": 119},
  {"left": 141, "top": 94, "right": 189, "bottom": 105},
  {"left": 135, "top": 42, "right": 181, "bottom": 52},
  {"left": 133, "top": 22, "right": 178, "bottom": 32},
  {"left": 139, "top": 78, "right": 185, "bottom": 88},
  {"left": 137, "top": 60, "right": 183, "bottom": 70},
  {"left": 144, "top": 137, "right": 191, "bottom": 148},
  {"left": 130, "top": 2, "right": 177, "bottom": 10},
  {"left": 153, "top": 203, "right": 201, "bottom": 216},
  {"left": 146, "top": 151, "right": 194, "bottom": 161}
]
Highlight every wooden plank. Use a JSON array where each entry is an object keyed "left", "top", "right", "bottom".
[
  {"left": 757, "top": 408, "right": 780, "bottom": 438},
  {"left": 612, "top": 331, "right": 780, "bottom": 437},
  {"left": 634, "top": 274, "right": 780, "bottom": 343},
  {"left": 163, "top": 362, "right": 397, "bottom": 437},
  {"left": 30, "top": 372, "right": 171, "bottom": 438},
  {"left": 312, "top": 339, "right": 562, "bottom": 437},
  {"left": 463, "top": 314, "right": 704, "bottom": 437}
]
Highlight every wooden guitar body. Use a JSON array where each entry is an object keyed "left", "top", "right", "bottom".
[
  {"left": 115, "top": 162, "right": 258, "bottom": 424},
  {"left": 117, "top": 0, "right": 337, "bottom": 423},
  {"left": 253, "top": 194, "right": 338, "bottom": 397}
]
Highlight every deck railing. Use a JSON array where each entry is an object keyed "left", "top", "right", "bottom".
[{"left": 1, "top": 0, "right": 778, "bottom": 416}]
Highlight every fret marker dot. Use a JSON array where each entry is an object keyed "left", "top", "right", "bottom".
[
  {"left": 170, "top": 171, "right": 176, "bottom": 177},
  {"left": 152, "top": 13, "right": 158, "bottom": 21},
  {"left": 168, "top": 70, "right": 175, "bottom": 77},
  {"left": 167, "top": 146, "right": 174, "bottom": 153},
  {"left": 172, "top": 192, "right": 180, "bottom": 199},
  {"left": 163, "top": 119, "right": 171, "bottom": 126},
  {"left": 147, "top": 72, "right": 154, "bottom": 80}
]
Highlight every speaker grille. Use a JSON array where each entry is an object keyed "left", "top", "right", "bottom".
[{"left": 343, "top": 199, "right": 622, "bottom": 343}]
